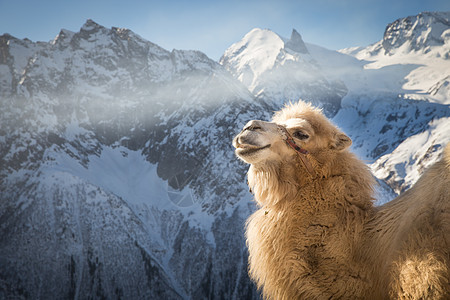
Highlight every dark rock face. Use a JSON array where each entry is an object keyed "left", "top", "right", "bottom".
[{"left": 285, "top": 29, "right": 309, "bottom": 54}]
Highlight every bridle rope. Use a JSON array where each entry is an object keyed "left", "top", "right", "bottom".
[{"left": 277, "top": 125, "right": 316, "bottom": 178}]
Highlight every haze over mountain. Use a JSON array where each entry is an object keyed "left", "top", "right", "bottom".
[{"left": 1, "top": 11, "right": 449, "bottom": 299}]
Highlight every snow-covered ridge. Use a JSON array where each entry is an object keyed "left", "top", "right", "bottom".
[
  {"left": 341, "top": 11, "right": 450, "bottom": 61},
  {"left": 382, "top": 11, "right": 450, "bottom": 55},
  {"left": 336, "top": 11, "right": 450, "bottom": 106}
]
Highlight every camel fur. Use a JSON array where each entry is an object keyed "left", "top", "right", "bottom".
[{"left": 232, "top": 101, "right": 450, "bottom": 299}]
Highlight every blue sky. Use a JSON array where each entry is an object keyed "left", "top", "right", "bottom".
[{"left": 1, "top": 0, "right": 449, "bottom": 60}]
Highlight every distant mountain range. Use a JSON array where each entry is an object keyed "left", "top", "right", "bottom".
[{"left": 1, "top": 11, "right": 449, "bottom": 299}]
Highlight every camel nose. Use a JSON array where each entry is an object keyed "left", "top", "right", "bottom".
[{"left": 243, "top": 120, "right": 263, "bottom": 131}]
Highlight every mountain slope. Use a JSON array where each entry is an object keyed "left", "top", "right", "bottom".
[{"left": 0, "top": 20, "right": 263, "bottom": 299}]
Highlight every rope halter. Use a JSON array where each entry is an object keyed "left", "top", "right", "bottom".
[{"left": 277, "top": 125, "right": 316, "bottom": 178}]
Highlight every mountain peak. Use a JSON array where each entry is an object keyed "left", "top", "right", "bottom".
[
  {"left": 51, "top": 29, "right": 75, "bottom": 45},
  {"left": 285, "top": 29, "right": 309, "bottom": 54},
  {"left": 220, "top": 27, "right": 344, "bottom": 116},
  {"left": 382, "top": 11, "right": 450, "bottom": 54},
  {"left": 81, "top": 19, "right": 105, "bottom": 32}
]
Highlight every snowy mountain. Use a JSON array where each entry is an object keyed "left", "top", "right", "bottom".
[
  {"left": 220, "top": 28, "right": 346, "bottom": 117},
  {"left": 0, "top": 19, "right": 263, "bottom": 299},
  {"left": 378, "top": 11, "right": 449, "bottom": 56},
  {"left": 1, "top": 12, "right": 449, "bottom": 299},
  {"left": 339, "top": 11, "right": 450, "bottom": 104},
  {"left": 334, "top": 11, "right": 450, "bottom": 197}
]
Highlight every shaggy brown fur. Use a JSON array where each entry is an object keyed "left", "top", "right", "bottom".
[{"left": 233, "top": 101, "right": 450, "bottom": 299}]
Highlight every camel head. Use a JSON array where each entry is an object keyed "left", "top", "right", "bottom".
[
  {"left": 233, "top": 101, "right": 352, "bottom": 175},
  {"left": 233, "top": 101, "right": 356, "bottom": 206}
]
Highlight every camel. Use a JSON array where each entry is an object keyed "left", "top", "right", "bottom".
[{"left": 232, "top": 101, "right": 450, "bottom": 299}]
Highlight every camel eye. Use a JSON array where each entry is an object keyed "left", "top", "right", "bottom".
[{"left": 293, "top": 131, "right": 309, "bottom": 140}]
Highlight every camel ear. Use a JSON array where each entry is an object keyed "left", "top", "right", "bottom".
[{"left": 330, "top": 131, "right": 352, "bottom": 151}]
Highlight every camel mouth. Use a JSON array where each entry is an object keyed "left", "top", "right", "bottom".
[{"left": 236, "top": 144, "right": 271, "bottom": 156}]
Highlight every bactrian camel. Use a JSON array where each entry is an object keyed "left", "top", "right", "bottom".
[{"left": 232, "top": 101, "right": 450, "bottom": 299}]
